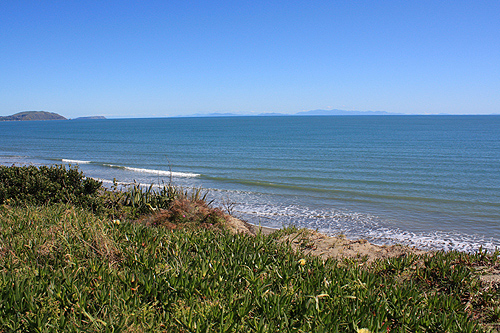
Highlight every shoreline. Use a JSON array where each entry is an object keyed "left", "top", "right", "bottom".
[
  {"left": 243, "top": 221, "right": 500, "bottom": 284},
  {"left": 247, "top": 222, "right": 428, "bottom": 262},
  {"left": 3, "top": 158, "right": 498, "bottom": 253}
]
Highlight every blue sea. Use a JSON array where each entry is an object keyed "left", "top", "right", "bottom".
[{"left": 1, "top": 116, "right": 499, "bottom": 252}]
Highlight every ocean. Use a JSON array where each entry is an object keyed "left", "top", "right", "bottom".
[{"left": 1, "top": 115, "right": 499, "bottom": 252}]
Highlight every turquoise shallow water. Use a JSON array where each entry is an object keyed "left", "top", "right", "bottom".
[{"left": 1, "top": 115, "right": 499, "bottom": 251}]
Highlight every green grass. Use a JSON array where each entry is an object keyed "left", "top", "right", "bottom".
[
  {"left": 1, "top": 203, "right": 499, "bottom": 332},
  {"left": 0, "top": 165, "right": 499, "bottom": 332}
]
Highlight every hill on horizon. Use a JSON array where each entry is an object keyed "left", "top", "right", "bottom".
[
  {"left": 295, "top": 109, "right": 402, "bottom": 116},
  {"left": 0, "top": 111, "right": 67, "bottom": 121},
  {"left": 182, "top": 109, "right": 402, "bottom": 117}
]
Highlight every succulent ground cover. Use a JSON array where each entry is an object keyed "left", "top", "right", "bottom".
[{"left": 0, "top": 165, "right": 499, "bottom": 332}]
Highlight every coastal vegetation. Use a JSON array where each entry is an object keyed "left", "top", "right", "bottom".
[{"left": 0, "top": 165, "right": 499, "bottom": 332}]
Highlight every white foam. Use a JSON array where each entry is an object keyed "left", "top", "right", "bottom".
[
  {"left": 96, "top": 178, "right": 155, "bottom": 190},
  {"left": 365, "top": 228, "right": 500, "bottom": 253},
  {"left": 95, "top": 178, "right": 131, "bottom": 186},
  {"left": 104, "top": 164, "right": 200, "bottom": 178},
  {"left": 206, "top": 191, "right": 500, "bottom": 252},
  {"left": 62, "top": 159, "right": 91, "bottom": 164}
]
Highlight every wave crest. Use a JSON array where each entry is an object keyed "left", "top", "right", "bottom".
[
  {"left": 103, "top": 164, "right": 200, "bottom": 178},
  {"left": 61, "top": 159, "right": 91, "bottom": 164}
]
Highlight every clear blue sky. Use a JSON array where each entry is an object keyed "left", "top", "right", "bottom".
[{"left": 1, "top": 0, "right": 499, "bottom": 118}]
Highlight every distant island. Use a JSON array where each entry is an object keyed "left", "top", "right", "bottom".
[
  {"left": 0, "top": 111, "right": 107, "bottom": 121},
  {"left": 0, "top": 111, "right": 67, "bottom": 121},
  {"left": 73, "top": 116, "right": 107, "bottom": 120}
]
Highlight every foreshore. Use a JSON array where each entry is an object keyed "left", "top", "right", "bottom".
[
  {"left": 246, "top": 221, "right": 427, "bottom": 262},
  {"left": 243, "top": 221, "right": 500, "bottom": 285}
]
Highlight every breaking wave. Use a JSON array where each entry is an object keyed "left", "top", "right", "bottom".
[
  {"left": 61, "top": 159, "right": 91, "bottom": 164},
  {"left": 103, "top": 164, "right": 200, "bottom": 178}
]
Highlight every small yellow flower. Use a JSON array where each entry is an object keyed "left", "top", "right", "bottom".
[
  {"left": 357, "top": 329, "right": 372, "bottom": 333},
  {"left": 298, "top": 258, "right": 306, "bottom": 266},
  {"left": 113, "top": 219, "right": 120, "bottom": 225}
]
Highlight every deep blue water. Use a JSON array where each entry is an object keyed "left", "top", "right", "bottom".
[{"left": 1, "top": 116, "right": 499, "bottom": 251}]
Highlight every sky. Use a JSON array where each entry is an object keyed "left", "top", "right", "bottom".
[{"left": 1, "top": 0, "right": 499, "bottom": 118}]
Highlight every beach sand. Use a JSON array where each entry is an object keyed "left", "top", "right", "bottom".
[
  {"left": 225, "top": 216, "right": 500, "bottom": 284},
  {"left": 226, "top": 216, "right": 426, "bottom": 262}
]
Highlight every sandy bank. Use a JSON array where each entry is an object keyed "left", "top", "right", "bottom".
[
  {"left": 227, "top": 217, "right": 426, "bottom": 262},
  {"left": 225, "top": 217, "right": 500, "bottom": 284}
]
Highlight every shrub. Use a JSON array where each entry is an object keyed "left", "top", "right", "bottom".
[{"left": 0, "top": 165, "right": 102, "bottom": 210}]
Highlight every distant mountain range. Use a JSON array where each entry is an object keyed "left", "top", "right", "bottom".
[
  {"left": 186, "top": 110, "right": 500, "bottom": 117},
  {"left": 3, "top": 109, "right": 497, "bottom": 121},
  {"left": 0, "top": 111, "right": 106, "bottom": 121},
  {"left": 185, "top": 109, "right": 403, "bottom": 117},
  {"left": 295, "top": 109, "right": 403, "bottom": 116}
]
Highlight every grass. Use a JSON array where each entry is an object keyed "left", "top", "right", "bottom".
[
  {"left": 1, "top": 204, "right": 499, "bottom": 332},
  {"left": 0, "top": 165, "right": 499, "bottom": 332}
]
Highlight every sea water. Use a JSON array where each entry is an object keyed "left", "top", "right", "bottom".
[{"left": 1, "top": 115, "right": 499, "bottom": 251}]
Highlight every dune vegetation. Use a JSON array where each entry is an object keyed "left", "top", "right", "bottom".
[{"left": 0, "top": 165, "right": 499, "bottom": 332}]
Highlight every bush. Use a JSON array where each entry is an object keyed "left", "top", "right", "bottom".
[{"left": 0, "top": 165, "right": 102, "bottom": 210}]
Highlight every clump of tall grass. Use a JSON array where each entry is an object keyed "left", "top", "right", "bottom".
[
  {"left": 122, "top": 183, "right": 209, "bottom": 214},
  {"left": 108, "top": 181, "right": 227, "bottom": 229}
]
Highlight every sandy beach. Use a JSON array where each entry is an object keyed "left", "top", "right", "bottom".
[
  {"left": 225, "top": 216, "right": 500, "bottom": 285},
  {"left": 227, "top": 216, "right": 426, "bottom": 261}
]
